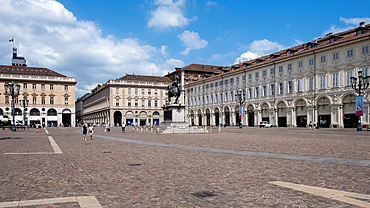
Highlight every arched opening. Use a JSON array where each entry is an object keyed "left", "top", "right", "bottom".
[
  {"left": 198, "top": 110, "right": 202, "bottom": 126},
  {"left": 224, "top": 107, "right": 230, "bottom": 126},
  {"left": 114, "top": 111, "right": 122, "bottom": 126},
  {"left": 295, "top": 99, "right": 307, "bottom": 127},
  {"left": 0, "top": 108, "right": 3, "bottom": 115},
  {"left": 139, "top": 111, "right": 147, "bottom": 126},
  {"left": 261, "top": 103, "right": 269, "bottom": 122},
  {"left": 214, "top": 108, "right": 219, "bottom": 126},
  {"left": 247, "top": 105, "right": 254, "bottom": 127},
  {"left": 277, "top": 102, "right": 287, "bottom": 127},
  {"left": 152, "top": 111, "right": 160, "bottom": 126},
  {"left": 62, "top": 109, "right": 71, "bottom": 127},
  {"left": 342, "top": 94, "right": 357, "bottom": 128},
  {"left": 190, "top": 111, "right": 195, "bottom": 126},
  {"left": 206, "top": 109, "right": 211, "bottom": 126},
  {"left": 317, "top": 97, "right": 331, "bottom": 128},
  {"left": 47, "top": 108, "right": 58, "bottom": 127},
  {"left": 126, "top": 111, "right": 134, "bottom": 126},
  {"left": 14, "top": 108, "right": 22, "bottom": 116}
]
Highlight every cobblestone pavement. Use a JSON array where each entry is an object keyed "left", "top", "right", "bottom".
[{"left": 0, "top": 127, "right": 370, "bottom": 207}]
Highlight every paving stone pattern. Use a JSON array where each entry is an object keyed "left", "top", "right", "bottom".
[{"left": 0, "top": 127, "right": 370, "bottom": 207}]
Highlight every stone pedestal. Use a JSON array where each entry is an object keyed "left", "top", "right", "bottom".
[{"left": 163, "top": 104, "right": 185, "bottom": 123}]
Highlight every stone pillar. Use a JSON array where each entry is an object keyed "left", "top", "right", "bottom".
[
  {"left": 287, "top": 108, "right": 293, "bottom": 127},
  {"left": 181, "top": 70, "right": 185, "bottom": 105}
]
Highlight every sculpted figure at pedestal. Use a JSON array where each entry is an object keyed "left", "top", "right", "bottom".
[{"left": 167, "top": 75, "right": 181, "bottom": 104}]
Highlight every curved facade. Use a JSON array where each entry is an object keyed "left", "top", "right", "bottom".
[{"left": 185, "top": 23, "right": 370, "bottom": 128}]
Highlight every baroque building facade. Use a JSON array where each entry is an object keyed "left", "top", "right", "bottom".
[
  {"left": 0, "top": 48, "right": 76, "bottom": 127},
  {"left": 185, "top": 22, "right": 370, "bottom": 128},
  {"left": 76, "top": 74, "right": 170, "bottom": 126}
]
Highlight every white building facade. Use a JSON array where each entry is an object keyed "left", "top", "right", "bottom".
[{"left": 185, "top": 23, "right": 370, "bottom": 128}]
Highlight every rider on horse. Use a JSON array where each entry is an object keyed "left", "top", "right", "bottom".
[{"left": 167, "top": 75, "right": 181, "bottom": 104}]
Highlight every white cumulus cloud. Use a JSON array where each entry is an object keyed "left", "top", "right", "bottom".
[
  {"left": 148, "top": 0, "right": 189, "bottom": 30},
  {"left": 234, "top": 39, "right": 284, "bottom": 64},
  {"left": 321, "top": 16, "right": 370, "bottom": 37},
  {"left": 0, "top": 0, "right": 184, "bottom": 99},
  {"left": 178, "top": 30, "right": 208, "bottom": 55}
]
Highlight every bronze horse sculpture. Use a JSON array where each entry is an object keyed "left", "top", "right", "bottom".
[{"left": 167, "top": 75, "right": 181, "bottom": 104}]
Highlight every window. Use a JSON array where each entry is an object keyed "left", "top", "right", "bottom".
[
  {"left": 210, "top": 95, "right": 213, "bottom": 103},
  {"left": 333, "top": 53, "right": 339, "bottom": 60},
  {"left": 50, "top": 97, "right": 54, "bottom": 105},
  {"left": 5, "top": 96, "right": 9, "bottom": 104},
  {"left": 50, "top": 84, "right": 53, "bottom": 90},
  {"left": 346, "top": 71, "right": 353, "bottom": 86},
  {"left": 255, "top": 72, "right": 259, "bottom": 78},
  {"left": 219, "top": 80, "right": 223, "bottom": 86},
  {"left": 142, "top": 100, "right": 145, "bottom": 107},
  {"left": 309, "top": 59, "right": 314, "bottom": 66},
  {"left": 230, "top": 92, "right": 233, "bottom": 101},
  {"left": 41, "top": 84, "right": 45, "bottom": 90},
  {"left": 363, "top": 46, "right": 369, "bottom": 54},
  {"left": 116, "top": 99, "right": 119, "bottom": 106},
  {"left": 248, "top": 74, "right": 252, "bottom": 79},
  {"left": 210, "top": 83, "right": 213, "bottom": 88},
  {"left": 288, "top": 81, "right": 293, "bottom": 93},
  {"left": 263, "top": 70, "right": 267, "bottom": 76},
  {"left": 135, "top": 89, "right": 138, "bottom": 94},
  {"left": 309, "top": 77, "right": 314, "bottom": 91},
  {"left": 65, "top": 98, "right": 68, "bottom": 105},
  {"left": 147, "top": 100, "right": 151, "bottom": 106},
  {"left": 33, "top": 96, "right": 37, "bottom": 104},
  {"left": 14, "top": 96, "right": 18, "bottom": 104},
  {"left": 255, "top": 87, "right": 259, "bottom": 98},
  {"left": 298, "top": 61, "right": 303, "bottom": 68},
  {"left": 64, "top": 85, "right": 68, "bottom": 91},
  {"left": 270, "top": 84, "right": 275, "bottom": 95},
  {"left": 347, "top": 49, "right": 354, "bottom": 57},
  {"left": 236, "top": 77, "right": 239, "bottom": 82},
  {"left": 330, "top": 38, "right": 335, "bottom": 43},
  {"left": 363, "top": 68, "right": 369, "bottom": 77},
  {"left": 128, "top": 100, "right": 131, "bottom": 106},
  {"left": 297, "top": 79, "right": 303, "bottom": 92},
  {"left": 225, "top": 93, "right": 228, "bottom": 102},
  {"left": 215, "top": 94, "right": 218, "bottom": 103},
  {"left": 279, "top": 83, "right": 284, "bottom": 94},
  {"left": 206, "top": 96, "right": 209, "bottom": 104},
  {"left": 202, "top": 96, "right": 205, "bottom": 104},
  {"left": 154, "top": 90, "right": 157, "bottom": 95},
  {"left": 271, "top": 68, "right": 275, "bottom": 75},
  {"left": 225, "top": 79, "right": 228, "bottom": 85},
  {"left": 42, "top": 97, "right": 45, "bottom": 105},
  {"left": 148, "top": 91, "right": 151, "bottom": 95},
  {"left": 230, "top": 78, "right": 234, "bottom": 84},
  {"left": 357, "top": 30, "right": 363, "bottom": 35},
  {"left": 242, "top": 75, "right": 246, "bottom": 81},
  {"left": 214, "top": 82, "right": 218, "bottom": 87},
  {"left": 308, "top": 45, "right": 312, "bottom": 49},
  {"left": 288, "top": 64, "right": 292, "bottom": 70},
  {"left": 135, "top": 100, "right": 138, "bottom": 106},
  {"left": 248, "top": 88, "right": 252, "bottom": 98},
  {"left": 128, "top": 88, "right": 131, "bottom": 94},
  {"left": 320, "top": 75, "right": 326, "bottom": 89},
  {"left": 320, "top": 56, "right": 326, "bottom": 63},
  {"left": 33, "top": 84, "right": 36, "bottom": 89},
  {"left": 332, "top": 73, "right": 339, "bottom": 88},
  {"left": 23, "top": 83, "right": 27, "bottom": 89},
  {"left": 263, "top": 86, "right": 267, "bottom": 97},
  {"left": 279, "top": 66, "right": 283, "bottom": 72},
  {"left": 155, "top": 100, "right": 158, "bottom": 107},
  {"left": 142, "top": 89, "right": 144, "bottom": 94}
]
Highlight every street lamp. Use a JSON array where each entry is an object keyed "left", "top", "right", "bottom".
[
  {"left": 350, "top": 69, "right": 370, "bottom": 131},
  {"left": 20, "top": 99, "right": 29, "bottom": 127},
  {"left": 4, "top": 81, "right": 20, "bottom": 131},
  {"left": 235, "top": 90, "right": 246, "bottom": 128}
]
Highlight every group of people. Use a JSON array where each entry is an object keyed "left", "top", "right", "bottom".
[
  {"left": 82, "top": 123, "right": 94, "bottom": 140},
  {"left": 309, "top": 121, "right": 317, "bottom": 130}
]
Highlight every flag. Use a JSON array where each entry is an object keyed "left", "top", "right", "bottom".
[{"left": 9, "top": 39, "right": 13, "bottom": 42}]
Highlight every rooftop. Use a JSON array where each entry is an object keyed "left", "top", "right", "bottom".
[{"left": 0, "top": 65, "right": 67, "bottom": 77}]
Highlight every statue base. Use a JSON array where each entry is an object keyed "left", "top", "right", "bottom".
[{"left": 159, "top": 104, "right": 205, "bottom": 134}]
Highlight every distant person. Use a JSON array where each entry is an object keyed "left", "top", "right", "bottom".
[
  {"left": 36, "top": 124, "right": 39, "bottom": 132},
  {"left": 309, "top": 121, "right": 313, "bottom": 130},
  {"left": 122, "top": 122, "right": 126, "bottom": 133},
  {"left": 88, "top": 124, "right": 94, "bottom": 140},
  {"left": 82, "top": 123, "right": 87, "bottom": 140}
]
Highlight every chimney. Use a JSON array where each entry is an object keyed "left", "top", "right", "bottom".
[{"left": 360, "top": 22, "right": 365, "bottom": 27}]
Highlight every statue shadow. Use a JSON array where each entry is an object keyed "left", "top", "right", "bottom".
[{"left": 0, "top": 137, "right": 22, "bottom": 140}]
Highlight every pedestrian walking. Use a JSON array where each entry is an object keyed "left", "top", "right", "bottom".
[
  {"left": 313, "top": 122, "right": 316, "bottom": 130},
  {"left": 88, "top": 124, "right": 94, "bottom": 140},
  {"left": 82, "top": 123, "right": 87, "bottom": 140},
  {"left": 122, "top": 122, "right": 126, "bottom": 133},
  {"left": 309, "top": 121, "right": 313, "bottom": 130},
  {"left": 36, "top": 124, "right": 39, "bottom": 132}
]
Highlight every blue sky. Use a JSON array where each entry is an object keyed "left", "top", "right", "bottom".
[{"left": 0, "top": 0, "right": 369, "bottom": 99}]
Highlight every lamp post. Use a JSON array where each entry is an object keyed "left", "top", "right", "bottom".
[
  {"left": 4, "top": 81, "right": 20, "bottom": 131},
  {"left": 350, "top": 70, "right": 370, "bottom": 131},
  {"left": 235, "top": 90, "right": 246, "bottom": 128},
  {"left": 20, "top": 99, "right": 29, "bottom": 127}
]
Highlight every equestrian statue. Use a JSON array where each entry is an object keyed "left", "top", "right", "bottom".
[{"left": 167, "top": 75, "right": 181, "bottom": 104}]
